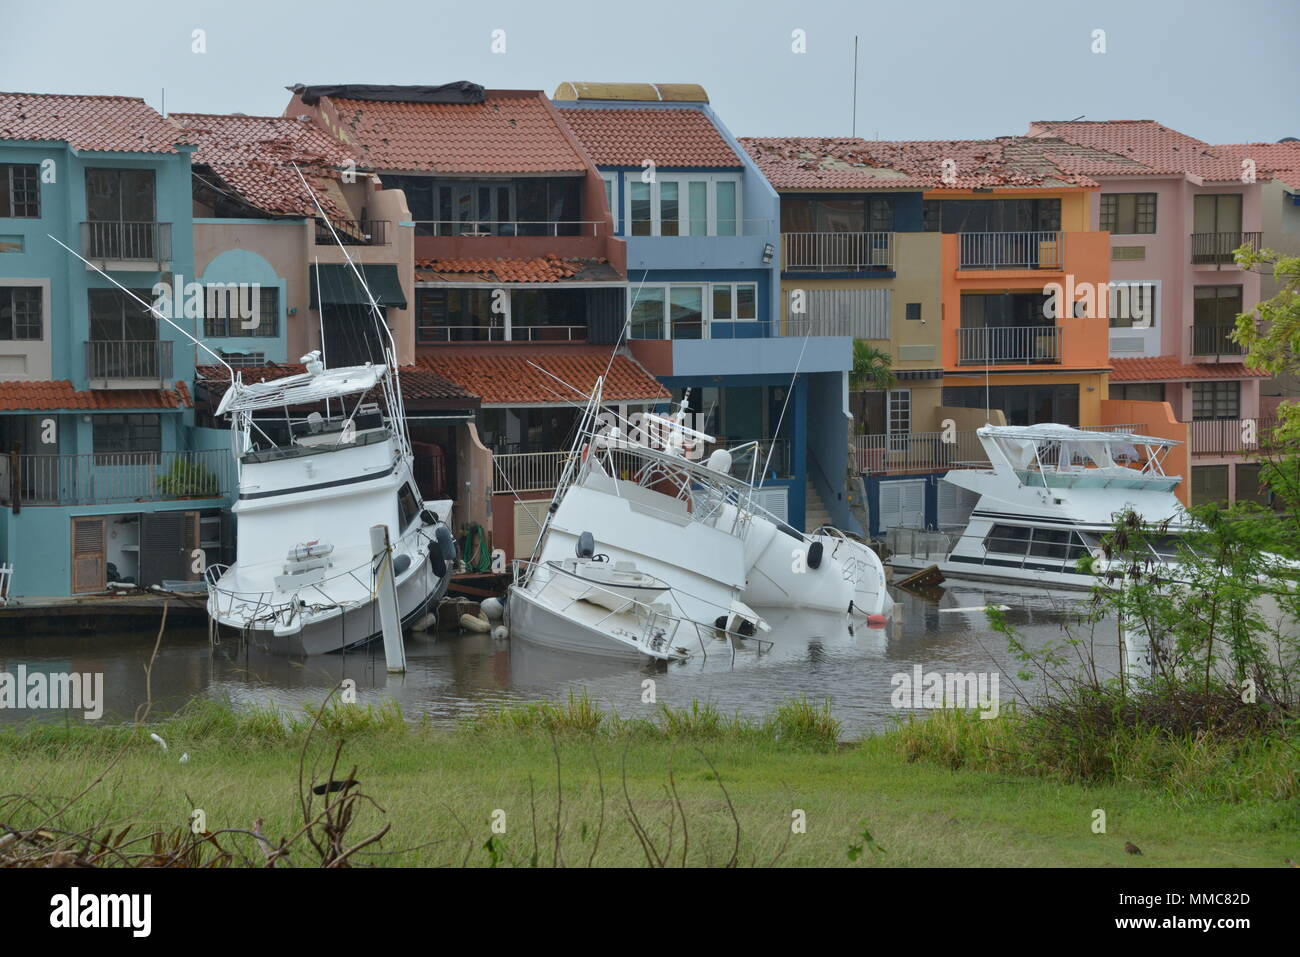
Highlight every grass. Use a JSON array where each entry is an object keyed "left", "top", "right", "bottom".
[{"left": 0, "top": 697, "right": 1295, "bottom": 867}]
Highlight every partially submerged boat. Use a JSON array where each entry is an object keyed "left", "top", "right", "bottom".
[
  {"left": 505, "top": 383, "right": 892, "bottom": 659},
  {"left": 888, "top": 424, "right": 1189, "bottom": 590},
  {"left": 204, "top": 357, "right": 456, "bottom": 655}
]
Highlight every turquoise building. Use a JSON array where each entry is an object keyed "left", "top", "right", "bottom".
[{"left": 0, "top": 92, "right": 231, "bottom": 599}]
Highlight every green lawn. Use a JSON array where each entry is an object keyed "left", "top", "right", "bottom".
[{"left": 1, "top": 702, "right": 1293, "bottom": 867}]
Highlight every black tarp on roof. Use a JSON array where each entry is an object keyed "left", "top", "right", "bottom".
[{"left": 290, "top": 82, "right": 485, "bottom": 105}]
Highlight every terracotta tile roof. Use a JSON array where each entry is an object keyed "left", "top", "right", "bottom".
[
  {"left": 319, "top": 92, "right": 586, "bottom": 174},
  {"left": 415, "top": 256, "right": 619, "bottom": 283},
  {"left": 1216, "top": 141, "right": 1300, "bottom": 191},
  {"left": 0, "top": 92, "right": 184, "bottom": 153},
  {"left": 740, "top": 135, "right": 1130, "bottom": 190},
  {"left": 559, "top": 108, "right": 741, "bottom": 167},
  {"left": 416, "top": 348, "right": 669, "bottom": 406},
  {"left": 1109, "top": 357, "right": 1270, "bottom": 382},
  {"left": 171, "top": 113, "right": 363, "bottom": 219},
  {"left": 0, "top": 380, "right": 191, "bottom": 411},
  {"left": 196, "top": 363, "right": 478, "bottom": 403},
  {"left": 1028, "top": 121, "right": 1272, "bottom": 182}
]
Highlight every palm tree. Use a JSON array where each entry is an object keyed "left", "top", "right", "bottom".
[{"left": 849, "top": 340, "right": 894, "bottom": 434}]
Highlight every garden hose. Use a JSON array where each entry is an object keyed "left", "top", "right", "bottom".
[{"left": 460, "top": 523, "right": 492, "bottom": 573}]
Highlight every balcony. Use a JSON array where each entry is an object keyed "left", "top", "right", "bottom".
[
  {"left": 417, "top": 324, "right": 586, "bottom": 344},
  {"left": 80, "top": 221, "right": 172, "bottom": 266},
  {"left": 0, "top": 449, "right": 233, "bottom": 507},
  {"left": 1190, "top": 322, "right": 1243, "bottom": 357},
  {"left": 414, "top": 219, "right": 606, "bottom": 238},
  {"left": 1190, "top": 232, "right": 1262, "bottom": 266},
  {"left": 781, "top": 231, "right": 894, "bottom": 272},
  {"left": 86, "top": 340, "right": 173, "bottom": 386},
  {"left": 958, "top": 231, "right": 1063, "bottom": 270},
  {"left": 957, "top": 326, "right": 1063, "bottom": 365},
  {"left": 1189, "top": 416, "right": 1277, "bottom": 455},
  {"left": 314, "top": 218, "right": 390, "bottom": 246}
]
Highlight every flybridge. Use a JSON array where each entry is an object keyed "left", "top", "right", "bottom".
[{"left": 978, "top": 424, "right": 1182, "bottom": 492}]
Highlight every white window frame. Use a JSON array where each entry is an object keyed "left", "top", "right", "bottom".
[
  {"left": 622, "top": 172, "right": 743, "bottom": 237},
  {"left": 887, "top": 389, "right": 911, "bottom": 452},
  {"left": 628, "top": 281, "right": 760, "bottom": 339}
]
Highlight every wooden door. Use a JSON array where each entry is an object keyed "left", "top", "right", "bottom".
[{"left": 71, "top": 517, "right": 106, "bottom": 594}]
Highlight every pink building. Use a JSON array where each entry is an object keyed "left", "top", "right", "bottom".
[{"left": 1028, "top": 120, "right": 1275, "bottom": 506}]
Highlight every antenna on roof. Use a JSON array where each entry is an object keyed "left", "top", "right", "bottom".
[
  {"left": 1028, "top": 114, "right": 1086, "bottom": 139},
  {"left": 851, "top": 36, "right": 859, "bottom": 138}
]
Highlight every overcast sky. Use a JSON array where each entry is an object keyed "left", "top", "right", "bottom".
[{"left": 3, "top": 0, "right": 1296, "bottom": 144}]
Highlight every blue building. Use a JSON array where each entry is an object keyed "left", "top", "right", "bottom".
[
  {"left": 0, "top": 92, "right": 232, "bottom": 599},
  {"left": 553, "top": 83, "right": 856, "bottom": 532}
]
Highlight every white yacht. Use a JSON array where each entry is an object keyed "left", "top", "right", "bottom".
[
  {"left": 888, "top": 424, "right": 1189, "bottom": 590},
  {"left": 505, "top": 383, "right": 892, "bottom": 659},
  {"left": 204, "top": 357, "right": 455, "bottom": 655}
]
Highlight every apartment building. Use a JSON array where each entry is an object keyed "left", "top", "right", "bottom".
[
  {"left": 0, "top": 92, "right": 231, "bottom": 598},
  {"left": 1031, "top": 121, "right": 1275, "bottom": 506}
]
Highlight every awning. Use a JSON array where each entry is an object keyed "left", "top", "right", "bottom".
[{"left": 310, "top": 264, "right": 407, "bottom": 310}]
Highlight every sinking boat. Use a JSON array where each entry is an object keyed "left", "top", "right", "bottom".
[
  {"left": 517, "top": 385, "right": 892, "bottom": 642},
  {"left": 887, "top": 424, "right": 1190, "bottom": 590},
  {"left": 204, "top": 357, "right": 456, "bottom": 655}
]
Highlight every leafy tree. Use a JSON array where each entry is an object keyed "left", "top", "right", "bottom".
[{"left": 848, "top": 340, "right": 894, "bottom": 434}]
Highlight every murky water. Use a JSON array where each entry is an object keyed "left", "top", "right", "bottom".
[{"left": 0, "top": 581, "right": 1121, "bottom": 737}]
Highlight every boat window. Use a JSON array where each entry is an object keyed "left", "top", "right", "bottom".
[
  {"left": 397, "top": 482, "right": 420, "bottom": 530},
  {"left": 1066, "top": 531, "right": 1093, "bottom": 561},
  {"left": 1146, "top": 534, "right": 1183, "bottom": 559},
  {"left": 985, "top": 524, "right": 1031, "bottom": 555},
  {"left": 1028, "top": 527, "right": 1070, "bottom": 560}
]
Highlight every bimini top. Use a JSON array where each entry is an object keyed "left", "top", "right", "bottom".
[
  {"left": 976, "top": 424, "right": 1180, "bottom": 447},
  {"left": 216, "top": 362, "right": 387, "bottom": 417}
]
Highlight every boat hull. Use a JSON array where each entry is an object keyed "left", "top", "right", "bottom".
[
  {"left": 211, "top": 551, "right": 445, "bottom": 656},
  {"left": 506, "top": 584, "right": 684, "bottom": 661}
]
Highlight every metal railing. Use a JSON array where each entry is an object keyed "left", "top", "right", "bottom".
[
  {"left": 781, "top": 231, "right": 894, "bottom": 271},
  {"left": 1190, "top": 416, "right": 1277, "bottom": 455},
  {"left": 314, "top": 218, "right": 390, "bottom": 245},
  {"left": 416, "top": 324, "right": 586, "bottom": 343},
  {"left": 958, "top": 231, "right": 1063, "bottom": 269},
  {"left": 855, "top": 430, "right": 991, "bottom": 474},
  {"left": 1190, "top": 231, "right": 1262, "bottom": 266},
  {"left": 958, "top": 325, "right": 1062, "bottom": 365},
  {"left": 1190, "top": 322, "right": 1243, "bottom": 356},
  {"left": 1, "top": 449, "right": 233, "bottom": 507},
  {"left": 412, "top": 220, "right": 606, "bottom": 237},
  {"left": 86, "top": 340, "right": 173, "bottom": 381},
  {"left": 494, "top": 450, "right": 569, "bottom": 493},
  {"left": 81, "top": 221, "right": 172, "bottom": 262}
]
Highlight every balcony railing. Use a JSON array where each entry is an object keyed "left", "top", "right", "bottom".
[
  {"left": 412, "top": 220, "right": 607, "bottom": 237},
  {"left": 1, "top": 450, "right": 233, "bottom": 507},
  {"left": 781, "top": 231, "right": 894, "bottom": 272},
  {"left": 1190, "top": 322, "right": 1243, "bottom": 357},
  {"left": 1190, "top": 416, "right": 1277, "bottom": 455},
  {"left": 314, "top": 218, "right": 390, "bottom": 245},
  {"left": 417, "top": 324, "right": 586, "bottom": 344},
  {"left": 958, "top": 231, "right": 1063, "bottom": 270},
  {"left": 81, "top": 221, "right": 172, "bottom": 262},
  {"left": 856, "top": 424, "right": 1148, "bottom": 475},
  {"left": 86, "top": 340, "right": 173, "bottom": 382},
  {"left": 1190, "top": 231, "right": 1262, "bottom": 266},
  {"left": 958, "top": 326, "right": 1062, "bottom": 365},
  {"left": 855, "top": 430, "right": 991, "bottom": 474}
]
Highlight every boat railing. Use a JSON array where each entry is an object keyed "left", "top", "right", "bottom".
[
  {"left": 514, "top": 558, "right": 710, "bottom": 659},
  {"left": 885, "top": 525, "right": 962, "bottom": 562},
  {"left": 206, "top": 524, "right": 431, "bottom": 626}
]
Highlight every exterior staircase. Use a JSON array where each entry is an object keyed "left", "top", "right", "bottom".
[{"left": 804, "top": 478, "right": 834, "bottom": 532}]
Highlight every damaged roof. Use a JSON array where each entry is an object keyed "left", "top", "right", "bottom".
[
  {"left": 559, "top": 108, "right": 741, "bottom": 167},
  {"left": 0, "top": 91, "right": 185, "bottom": 153},
  {"left": 740, "top": 135, "right": 1145, "bottom": 190},
  {"left": 171, "top": 112, "right": 363, "bottom": 219},
  {"left": 1028, "top": 120, "right": 1275, "bottom": 183}
]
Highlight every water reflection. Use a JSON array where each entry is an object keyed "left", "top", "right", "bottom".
[{"left": 0, "top": 582, "right": 1119, "bottom": 737}]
